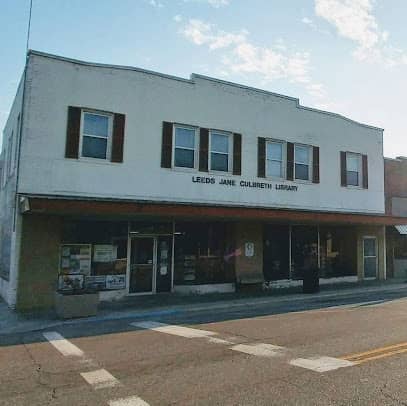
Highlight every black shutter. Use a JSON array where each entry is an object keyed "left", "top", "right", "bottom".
[
  {"left": 362, "top": 154, "right": 368, "bottom": 189},
  {"left": 233, "top": 133, "right": 242, "bottom": 175},
  {"left": 161, "top": 122, "right": 173, "bottom": 168},
  {"left": 65, "top": 106, "right": 81, "bottom": 159},
  {"left": 199, "top": 128, "right": 209, "bottom": 172},
  {"left": 258, "top": 137, "right": 266, "bottom": 178},
  {"left": 286, "top": 142, "right": 294, "bottom": 181},
  {"left": 111, "top": 113, "right": 125, "bottom": 163},
  {"left": 312, "top": 146, "right": 320, "bottom": 184},
  {"left": 340, "top": 151, "right": 347, "bottom": 186}
]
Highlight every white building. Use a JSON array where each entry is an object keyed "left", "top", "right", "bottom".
[{"left": 0, "top": 51, "right": 402, "bottom": 312}]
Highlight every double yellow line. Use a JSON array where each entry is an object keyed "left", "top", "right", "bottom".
[{"left": 341, "top": 342, "right": 407, "bottom": 364}]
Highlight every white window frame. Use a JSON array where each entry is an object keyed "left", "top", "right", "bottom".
[
  {"left": 266, "top": 139, "right": 286, "bottom": 179},
  {"left": 209, "top": 130, "right": 233, "bottom": 174},
  {"left": 79, "top": 109, "right": 113, "bottom": 161},
  {"left": 294, "top": 143, "right": 312, "bottom": 182},
  {"left": 345, "top": 152, "right": 362, "bottom": 188},
  {"left": 172, "top": 124, "right": 199, "bottom": 170}
]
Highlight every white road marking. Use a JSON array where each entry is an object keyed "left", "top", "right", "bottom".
[
  {"left": 131, "top": 321, "right": 216, "bottom": 338},
  {"left": 80, "top": 369, "right": 121, "bottom": 390},
  {"left": 43, "top": 331, "right": 84, "bottom": 357},
  {"left": 207, "top": 337, "right": 233, "bottom": 345},
  {"left": 109, "top": 395, "right": 150, "bottom": 406},
  {"left": 231, "top": 343, "right": 286, "bottom": 357},
  {"left": 290, "top": 356, "right": 355, "bottom": 372}
]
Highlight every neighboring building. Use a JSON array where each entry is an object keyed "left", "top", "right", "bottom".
[
  {"left": 0, "top": 50, "right": 405, "bottom": 312},
  {"left": 385, "top": 157, "right": 407, "bottom": 278}
]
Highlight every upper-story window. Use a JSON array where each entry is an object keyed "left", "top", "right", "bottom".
[
  {"left": 173, "top": 125, "right": 197, "bottom": 169},
  {"left": 346, "top": 152, "right": 362, "bottom": 187},
  {"left": 7, "top": 132, "right": 13, "bottom": 177},
  {"left": 81, "top": 111, "right": 113, "bottom": 160},
  {"left": 294, "top": 144, "right": 312, "bottom": 181},
  {"left": 266, "top": 140, "right": 284, "bottom": 178},
  {"left": 210, "top": 131, "right": 232, "bottom": 172}
]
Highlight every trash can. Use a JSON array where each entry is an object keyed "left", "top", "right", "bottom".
[{"left": 303, "top": 267, "right": 320, "bottom": 293}]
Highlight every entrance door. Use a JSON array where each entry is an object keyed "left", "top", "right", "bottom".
[
  {"left": 363, "top": 237, "right": 377, "bottom": 279},
  {"left": 129, "top": 238, "right": 155, "bottom": 293},
  {"left": 129, "top": 237, "right": 172, "bottom": 294}
]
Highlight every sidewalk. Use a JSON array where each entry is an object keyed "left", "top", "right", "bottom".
[{"left": 1, "top": 280, "right": 407, "bottom": 336}]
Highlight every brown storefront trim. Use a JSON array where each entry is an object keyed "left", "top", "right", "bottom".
[{"left": 23, "top": 196, "right": 407, "bottom": 226}]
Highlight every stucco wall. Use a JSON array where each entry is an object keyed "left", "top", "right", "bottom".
[
  {"left": 18, "top": 52, "right": 385, "bottom": 214},
  {"left": 16, "top": 215, "right": 62, "bottom": 312},
  {"left": 0, "top": 73, "right": 25, "bottom": 306}
]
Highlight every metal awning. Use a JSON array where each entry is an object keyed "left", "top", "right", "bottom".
[{"left": 395, "top": 225, "right": 407, "bottom": 235}]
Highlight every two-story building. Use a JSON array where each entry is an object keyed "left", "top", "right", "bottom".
[{"left": 1, "top": 51, "right": 405, "bottom": 312}]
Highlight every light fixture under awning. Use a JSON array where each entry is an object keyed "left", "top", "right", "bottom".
[{"left": 395, "top": 225, "right": 407, "bottom": 235}]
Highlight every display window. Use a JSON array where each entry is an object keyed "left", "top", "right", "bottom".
[
  {"left": 174, "top": 222, "right": 235, "bottom": 285},
  {"left": 60, "top": 221, "right": 128, "bottom": 292}
]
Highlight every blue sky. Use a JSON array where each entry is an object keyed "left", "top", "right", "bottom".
[{"left": 1, "top": 0, "right": 407, "bottom": 157}]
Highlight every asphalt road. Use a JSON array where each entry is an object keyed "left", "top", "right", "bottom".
[{"left": 2, "top": 289, "right": 407, "bottom": 405}]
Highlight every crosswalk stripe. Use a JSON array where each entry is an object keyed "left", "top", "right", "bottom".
[
  {"left": 80, "top": 369, "right": 121, "bottom": 390},
  {"left": 43, "top": 331, "right": 84, "bottom": 357},
  {"left": 108, "top": 395, "right": 150, "bottom": 406},
  {"left": 290, "top": 356, "right": 355, "bottom": 372},
  {"left": 231, "top": 343, "right": 285, "bottom": 358},
  {"left": 131, "top": 321, "right": 217, "bottom": 338}
]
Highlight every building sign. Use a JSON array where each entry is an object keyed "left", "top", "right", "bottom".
[{"left": 192, "top": 176, "right": 298, "bottom": 191}]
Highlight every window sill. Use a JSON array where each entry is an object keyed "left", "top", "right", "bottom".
[{"left": 72, "top": 157, "right": 122, "bottom": 166}]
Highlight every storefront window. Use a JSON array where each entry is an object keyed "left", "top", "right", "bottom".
[
  {"left": 319, "top": 226, "right": 357, "bottom": 277},
  {"left": 263, "top": 225, "right": 289, "bottom": 281},
  {"left": 174, "top": 222, "right": 235, "bottom": 285},
  {"left": 60, "top": 221, "right": 128, "bottom": 292},
  {"left": 291, "top": 226, "right": 318, "bottom": 279}
]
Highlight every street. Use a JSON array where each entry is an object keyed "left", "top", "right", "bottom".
[{"left": 2, "top": 289, "right": 407, "bottom": 405}]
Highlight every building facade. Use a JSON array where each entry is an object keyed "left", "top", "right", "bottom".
[
  {"left": 0, "top": 51, "right": 404, "bottom": 311},
  {"left": 385, "top": 157, "right": 407, "bottom": 278}
]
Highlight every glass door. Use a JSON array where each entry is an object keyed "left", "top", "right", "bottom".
[
  {"left": 129, "top": 238, "right": 155, "bottom": 293},
  {"left": 363, "top": 237, "right": 377, "bottom": 279}
]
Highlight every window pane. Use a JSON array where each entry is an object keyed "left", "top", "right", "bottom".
[
  {"left": 175, "top": 148, "right": 194, "bottom": 168},
  {"left": 211, "top": 133, "right": 229, "bottom": 153},
  {"left": 83, "top": 113, "right": 109, "bottom": 137},
  {"left": 82, "top": 136, "right": 107, "bottom": 159},
  {"left": 266, "top": 142, "right": 282, "bottom": 161},
  {"left": 346, "top": 171, "right": 359, "bottom": 186},
  {"left": 267, "top": 160, "right": 282, "bottom": 178},
  {"left": 295, "top": 163, "right": 309, "bottom": 180},
  {"left": 346, "top": 153, "right": 360, "bottom": 171},
  {"left": 364, "top": 257, "right": 377, "bottom": 278},
  {"left": 175, "top": 127, "right": 195, "bottom": 149},
  {"left": 295, "top": 145, "right": 309, "bottom": 164},
  {"left": 211, "top": 152, "right": 228, "bottom": 171},
  {"left": 364, "top": 238, "right": 376, "bottom": 257}
]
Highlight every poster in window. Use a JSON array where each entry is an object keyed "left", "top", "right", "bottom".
[
  {"left": 245, "top": 242, "right": 255, "bottom": 257},
  {"left": 93, "top": 245, "right": 114, "bottom": 263},
  {"left": 58, "top": 274, "right": 84, "bottom": 292},
  {"left": 84, "top": 275, "right": 106, "bottom": 290},
  {"left": 60, "top": 244, "right": 92, "bottom": 275},
  {"left": 105, "top": 274, "right": 126, "bottom": 290}
]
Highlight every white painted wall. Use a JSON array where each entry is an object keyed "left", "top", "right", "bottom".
[
  {"left": 18, "top": 52, "right": 385, "bottom": 214},
  {"left": 0, "top": 74, "right": 24, "bottom": 306}
]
